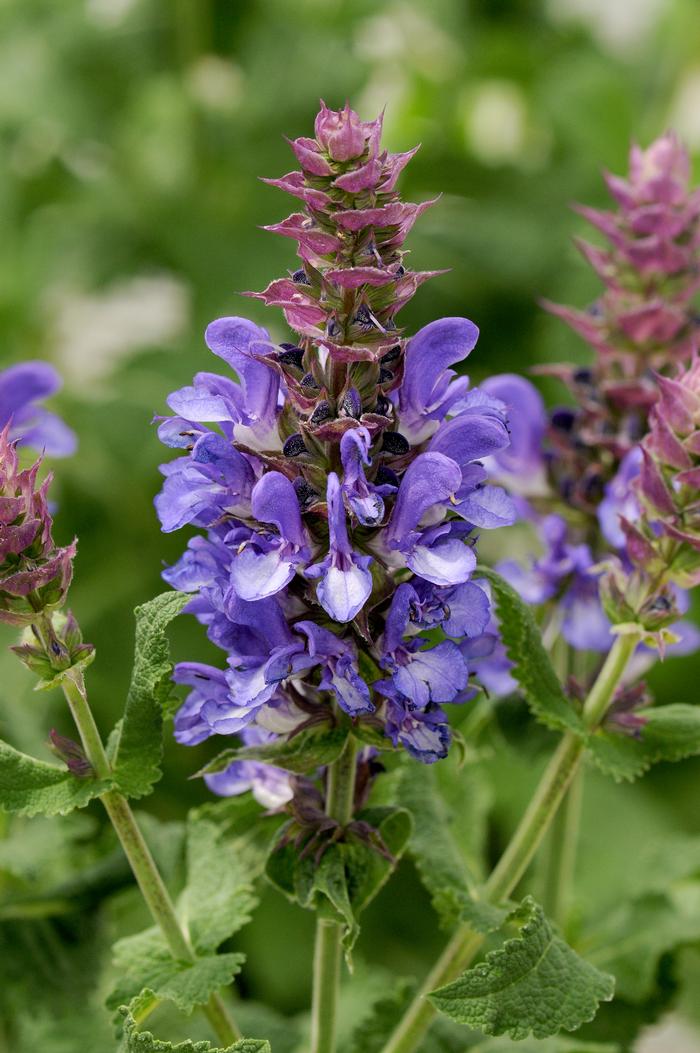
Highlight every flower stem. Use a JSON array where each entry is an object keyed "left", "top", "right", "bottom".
[
  {"left": 59, "top": 668, "right": 241, "bottom": 1047},
  {"left": 310, "top": 734, "right": 358, "bottom": 1053},
  {"left": 379, "top": 631, "right": 639, "bottom": 1053},
  {"left": 542, "top": 764, "right": 584, "bottom": 929}
]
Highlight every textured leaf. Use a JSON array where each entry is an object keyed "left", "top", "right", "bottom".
[
  {"left": 471, "top": 1039, "right": 619, "bottom": 1053},
  {"left": 111, "top": 591, "right": 189, "bottom": 799},
  {"left": 396, "top": 758, "right": 478, "bottom": 927},
  {"left": 108, "top": 928, "right": 243, "bottom": 1015},
  {"left": 265, "top": 806, "right": 411, "bottom": 954},
  {"left": 0, "top": 739, "right": 109, "bottom": 817},
  {"left": 585, "top": 884, "right": 700, "bottom": 1002},
  {"left": 478, "top": 568, "right": 584, "bottom": 734},
  {"left": 119, "top": 996, "right": 270, "bottom": 1052},
  {"left": 182, "top": 817, "right": 258, "bottom": 955},
  {"left": 345, "top": 979, "right": 415, "bottom": 1053},
  {"left": 429, "top": 896, "right": 614, "bottom": 1039},
  {"left": 198, "top": 724, "right": 349, "bottom": 776},
  {"left": 587, "top": 704, "right": 700, "bottom": 781}
]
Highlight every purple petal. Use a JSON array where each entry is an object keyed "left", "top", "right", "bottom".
[
  {"left": 406, "top": 537, "right": 477, "bottom": 587},
  {"left": 481, "top": 374, "right": 546, "bottom": 476},
  {"left": 385, "top": 452, "right": 462, "bottom": 545},
  {"left": 251, "top": 472, "right": 307, "bottom": 550}
]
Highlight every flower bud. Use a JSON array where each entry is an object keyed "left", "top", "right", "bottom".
[
  {"left": 0, "top": 427, "right": 76, "bottom": 625},
  {"left": 314, "top": 101, "right": 366, "bottom": 161}
]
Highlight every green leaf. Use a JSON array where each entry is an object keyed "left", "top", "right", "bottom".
[
  {"left": 345, "top": 978, "right": 415, "bottom": 1053},
  {"left": 587, "top": 704, "right": 700, "bottom": 781},
  {"left": 198, "top": 723, "right": 349, "bottom": 777},
  {"left": 584, "top": 884, "right": 700, "bottom": 1002},
  {"left": 0, "top": 739, "right": 109, "bottom": 817},
  {"left": 429, "top": 896, "right": 614, "bottom": 1040},
  {"left": 35, "top": 649, "right": 96, "bottom": 692},
  {"left": 108, "top": 928, "right": 244, "bottom": 1015},
  {"left": 396, "top": 758, "right": 479, "bottom": 927},
  {"left": 471, "top": 1039, "right": 620, "bottom": 1053},
  {"left": 477, "top": 568, "right": 584, "bottom": 735},
  {"left": 118, "top": 996, "right": 270, "bottom": 1052},
  {"left": 111, "top": 591, "right": 189, "bottom": 799},
  {"left": 181, "top": 817, "right": 258, "bottom": 955},
  {"left": 265, "top": 806, "right": 411, "bottom": 955}
]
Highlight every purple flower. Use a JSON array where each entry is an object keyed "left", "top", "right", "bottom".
[
  {"left": 0, "top": 362, "right": 76, "bottom": 456},
  {"left": 230, "top": 472, "right": 310, "bottom": 601},
  {"left": 498, "top": 514, "right": 612, "bottom": 652},
  {"left": 306, "top": 473, "right": 373, "bottom": 622},
  {"left": 204, "top": 726, "right": 294, "bottom": 809},
  {"left": 383, "top": 691, "right": 451, "bottom": 763},
  {"left": 480, "top": 373, "right": 547, "bottom": 484},
  {"left": 340, "top": 426, "right": 392, "bottom": 526},
  {"left": 382, "top": 452, "right": 477, "bottom": 586},
  {"left": 598, "top": 447, "right": 642, "bottom": 549},
  {"left": 375, "top": 583, "right": 470, "bottom": 708},
  {"left": 397, "top": 318, "right": 478, "bottom": 443},
  {"left": 155, "top": 432, "right": 256, "bottom": 533}
]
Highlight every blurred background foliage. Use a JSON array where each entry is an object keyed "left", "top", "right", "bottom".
[{"left": 3, "top": 0, "right": 700, "bottom": 1050}]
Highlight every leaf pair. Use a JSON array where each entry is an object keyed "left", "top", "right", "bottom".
[
  {"left": 265, "top": 805, "right": 412, "bottom": 956},
  {"left": 482, "top": 568, "right": 700, "bottom": 781},
  {"left": 0, "top": 592, "right": 188, "bottom": 819}
]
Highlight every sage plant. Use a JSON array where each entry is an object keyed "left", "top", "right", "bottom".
[{"left": 3, "top": 111, "right": 700, "bottom": 1053}]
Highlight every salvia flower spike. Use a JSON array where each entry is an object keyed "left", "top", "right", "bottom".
[
  {"left": 0, "top": 426, "right": 76, "bottom": 627},
  {"left": 156, "top": 101, "right": 516, "bottom": 786}
]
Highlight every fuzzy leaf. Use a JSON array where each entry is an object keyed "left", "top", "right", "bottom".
[
  {"left": 108, "top": 928, "right": 243, "bottom": 1015},
  {"left": 0, "top": 739, "right": 109, "bottom": 817},
  {"left": 477, "top": 568, "right": 585, "bottom": 734},
  {"left": 395, "top": 759, "right": 478, "bottom": 927},
  {"left": 119, "top": 996, "right": 270, "bottom": 1052},
  {"left": 265, "top": 806, "right": 411, "bottom": 955},
  {"left": 111, "top": 591, "right": 189, "bottom": 799},
  {"left": 345, "top": 979, "right": 415, "bottom": 1053},
  {"left": 587, "top": 704, "right": 700, "bottom": 781},
  {"left": 429, "top": 896, "right": 614, "bottom": 1039},
  {"left": 198, "top": 724, "right": 349, "bottom": 777},
  {"left": 471, "top": 1039, "right": 619, "bottom": 1053},
  {"left": 584, "top": 884, "right": 700, "bottom": 1002},
  {"left": 182, "top": 817, "right": 258, "bottom": 955}
]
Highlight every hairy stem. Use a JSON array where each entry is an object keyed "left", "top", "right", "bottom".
[
  {"left": 379, "top": 631, "right": 639, "bottom": 1053},
  {"left": 59, "top": 668, "right": 241, "bottom": 1046},
  {"left": 310, "top": 734, "right": 358, "bottom": 1053},
  {"left": 543, "top": 765, "right": 584, "bottom": 929}
]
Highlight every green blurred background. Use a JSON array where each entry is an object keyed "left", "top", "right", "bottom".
[{"left": 3, "top": 0, "right": 700, "bottom": 1049}]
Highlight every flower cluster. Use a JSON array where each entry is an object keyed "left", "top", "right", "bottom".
[
  {"left": 0, "top": 361, "right": 76, "bottom": 457},
  {"left": 475, "top": 135, "right": 700, "bottom": 686},
  {"left": 0, "top": 427, "right": 76, "bottom": 627},
  {"left": 156, "top": 102, "right": 516, "bottom": 783},
  {"left": 541, "top": 133, "right": 700, "bottom": 515}
]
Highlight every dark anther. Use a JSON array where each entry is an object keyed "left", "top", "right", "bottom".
[
  {"left": 294, "top": 478, "right": 319, "bottom": 510},
  {"left": 51, "top": 641, "right": 62, "bottom": 656},
  {"left": 277, "top": 344, "right": 305, "bottom": 369},
  {"left": 291, "top": 268, "right": 310, "bottom": 285},
  {"left": 573, "top": 367, "right": 594, "bottom": 385},
  {"left": 384, "top": 319, "right": 397, "bottom": 331},
  {"left": 379, "top": 367, "right": 393, "bottom": 384},
  {"left": 394, "top": 265, "right": 405, "bottom": 278},
  {"left": 375, "top": 395, "right": 391, "bottom": 415},
  {"left": 283, "top": 434, "right": 308, "bottom": 458},
  {"left": 551, "top": 407, "right": 577, "bottom": 432},
  {"left": 382, "top": 432, "right": 410, "bottom": 455},
  {"left": 341, "top": 389, "right": 362, "bottom": 418},
  {"left": 353, "top": 305, "right": 376, "bottom": 329},
  {"left": 582, "top": 472, "right": 605, "bottom": 503},
  {"left": 309, "top": 400, "right": 332, "bottom": 425},
  {"left": 326, "top": 319, "right": 342, "bottom": 339},
  {"left": 380, "top": 345, "right": 401, "bottom": 365},
  {"left": 376, "top": 466, "right": 400, "bottom": 487},
  {"left": 301, "top": 373, "right": 320, "bottom": 390}
]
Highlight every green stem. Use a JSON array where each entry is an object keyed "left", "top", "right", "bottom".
[
  {"left": 59, "top": 669, "right": 241, "bottom": 1047},
  {"left": 543, "top": 764, "right": 584, "bottom": 930},
  {"left": 310, "top": 735, "right": 358, "bottom": 1053},
  {"left": 379, "top": 631, "right": 640, "bottom": 1053}
]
